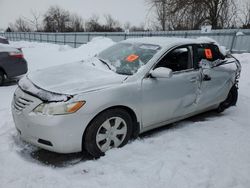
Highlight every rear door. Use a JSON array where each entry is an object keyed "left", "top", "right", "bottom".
[{"left": 193, "top": 44, "right": 232, "bottom": 108}]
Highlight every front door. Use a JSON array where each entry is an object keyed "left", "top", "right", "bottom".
[{"left": 141, "top": 45, "right": 201, "bottom": 128}]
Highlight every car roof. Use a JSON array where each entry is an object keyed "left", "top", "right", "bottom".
[
  {"left": 0, "top": 44, "right": 18, "bottom": 53},
  {"left": 123, "top": 37, "right": 215, "bottom": 49}
]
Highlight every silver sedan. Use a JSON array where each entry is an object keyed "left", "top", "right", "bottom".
[{"left": 12, "top": 37, "right": 241, "bottom": 157}]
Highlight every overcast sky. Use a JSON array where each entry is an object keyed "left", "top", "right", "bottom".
[{"left": 0, "top": 0, "right": 149, "bottom": 30}]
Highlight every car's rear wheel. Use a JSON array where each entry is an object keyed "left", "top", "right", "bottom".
[
  {"left": 84, "top": 109, "right": 132, "bottom": 158},
  {"left": 217, "top": 85, "right": 238, "bottom": 112},
  {"left": 0, "top": 70, "right": 5, "bottom": 86}
]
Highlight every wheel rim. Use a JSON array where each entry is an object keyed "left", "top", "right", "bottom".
[{"left": 96, "top": 117, "right": 127, "bottom": 152}]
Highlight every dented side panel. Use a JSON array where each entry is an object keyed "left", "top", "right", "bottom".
[{"left": 141, "top": 70, "right": 201, "bottom": 128}]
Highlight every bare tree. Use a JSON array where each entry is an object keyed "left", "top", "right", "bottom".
[
  {"left": 85, "top": 14, "right": 122, "bottom": 32},
  {"left": 69, "top": 14, "right": 85, "bottom": 32},
  {"left": 199, "top": 0, "right": 237, "bottom": 29},
  {"left": 104, "top": 14, "right": 120, "bottom": 30},
  {"left": 130, "top": 25, "right": 145, "bottom": 31},
  {"left": 85, "top": 15, "right": 103, "bottom": 32},
  {"left": 240, "top": 2, "right": 250, "bottom": 28},
  {"left": 12, "top": 17, "right": 31, "bottom": 32},
  {"left": 43, "top": 6, "right": 70, "bottom": 32},
  {"left": 28, "top": 10, "right": 42, "bottom": 31},
  {"left": 146, "top": 0, "right": 238, "bottom": 30},
  {"left": 103, "top": 14, "right": 122, "bottom": 31},
  {"left": 18, "top": 11, "right": 42, "bottom": 31},
  {"left": 124, "top": 22, "right": 131, "bottom": 30},
  {"left": 146, "top": 0, "right": 168, "bottom": 30}
]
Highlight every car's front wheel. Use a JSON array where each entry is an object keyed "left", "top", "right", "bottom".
[{"left": 84, "top": 109, "right": 132, "bottom": 157}]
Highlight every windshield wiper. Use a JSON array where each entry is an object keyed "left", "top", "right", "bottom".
[{"left": 97, "top": 58, "right": 112, "bottom": 70}]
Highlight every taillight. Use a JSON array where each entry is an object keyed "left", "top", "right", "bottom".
[{"left": 9, "top": 51, "right": 24, "bottom": 58}]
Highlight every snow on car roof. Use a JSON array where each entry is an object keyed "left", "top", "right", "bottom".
[
  {"left": 0, "top": 36, "right": 7, "bottom": 39},
  {"left": 124, "top": 37, "right": 216, "bottom": 48},
  {"left": 0, "top": 44, "right": 19, "bottom": 53},
  {"left": 123, "top": 37, "right": 228, "bottom": 56}
]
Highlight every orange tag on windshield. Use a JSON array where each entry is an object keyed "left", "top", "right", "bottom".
[
  {"left": 126, "top": 54, "right": 139, "bottom": 62},
  {"left": 205, "top": 49, "right": 213, "bottom": 59}
]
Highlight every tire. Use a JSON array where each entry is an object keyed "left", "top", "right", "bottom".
[
  {"left": 84, "top": 109, "right": 133, "bottom": 158},
  {"left": 0, "top": 70, "right": 5, "bottom": 86},
  {"left": 217, "top": 85, "right": 238, "bottom": 113}
]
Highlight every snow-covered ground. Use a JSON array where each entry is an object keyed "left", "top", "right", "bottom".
[{"left": 1, "top": 38, "right": 250, "bottom": 188}]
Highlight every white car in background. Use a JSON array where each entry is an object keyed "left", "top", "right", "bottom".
[{"left": 12, "top": 37, "right": 241, "bottom": 157}]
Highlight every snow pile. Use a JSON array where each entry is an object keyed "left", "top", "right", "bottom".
[
  {"left": 9, "top": 40, "right": 69, "bottom": 49},
  {"left": 236, "top": 31, "right": 244, "bottom": 36},
  {"left": 10, "top": 37, "right": 115, "bottom": 72},
  {"left": 0, "top": 40, "right": 250, "bottom": 188}
]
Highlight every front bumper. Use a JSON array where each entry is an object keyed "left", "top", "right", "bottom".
[{"left": 11, "top": 87, "right": 91, "bottom": 153}]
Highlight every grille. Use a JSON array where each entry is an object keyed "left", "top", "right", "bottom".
[{"left": 14, "top": 94, "right": 33, "bottom": 112}]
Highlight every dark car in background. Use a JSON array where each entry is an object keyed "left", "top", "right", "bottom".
[
  {"left": 0, "top": 44, "right": 28, "bottom": 85},
  {"left": 0, "top": 36, "right": 9, "bottom": 44}
]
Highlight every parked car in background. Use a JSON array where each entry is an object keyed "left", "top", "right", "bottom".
[
  {"left": 0, "top": 44, "right": 28, "bottom": 85},
  {"left": 12, "top": 37, "right": 241, "bottom": 157},
  {"left": 0, "top": 36, "right": 9, "bottom": 44}
]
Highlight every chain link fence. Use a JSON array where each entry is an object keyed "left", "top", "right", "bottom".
[{"left": 1, "top": 29, "right": 250, "bottom": 53}]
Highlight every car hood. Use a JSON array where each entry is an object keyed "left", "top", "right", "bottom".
[{"left": 26, "top": 60, "right": 127, "bottom": 95}]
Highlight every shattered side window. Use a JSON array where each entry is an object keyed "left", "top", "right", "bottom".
[
  {"left": 195, "top": 44, "right": 226, "bottom": 68},
  {"left": 197, "top": 44, "right": 225, "bottom": 62}
]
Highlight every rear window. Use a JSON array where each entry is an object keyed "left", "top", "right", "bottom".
[{"left": 196, "top": 44, "right": 225, "bottom": 62}]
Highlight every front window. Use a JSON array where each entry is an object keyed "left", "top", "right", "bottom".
[
  {"left": 155, "top": 46, "right": 193, "bottom": 72},
  {"left": 97, "top": 43, "right": 161, "bottom": 75}
]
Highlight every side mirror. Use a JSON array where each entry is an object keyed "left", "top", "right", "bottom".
[{"left": 150, "top": 67, "right": 173, "bottom": 78}]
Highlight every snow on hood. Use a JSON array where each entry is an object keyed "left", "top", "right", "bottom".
[
  {"left": 22, "top": 59, "right": 127, "bottom": 97},
  {"left": 19, "top": 77, "right": 71, "bottom": 102},
  {"left": 0, "top": 36, "right": 6, "bottom": 39}
]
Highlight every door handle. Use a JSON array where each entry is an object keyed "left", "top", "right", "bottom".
[{"left": 203, "top": 74, "right": 211, "bottom": 81}]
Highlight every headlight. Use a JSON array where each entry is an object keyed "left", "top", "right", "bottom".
[{"left": 33, "top": 101, "right": 85, "bottom": 115}]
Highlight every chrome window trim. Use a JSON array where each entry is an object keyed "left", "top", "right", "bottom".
[{"left": 172, "top": 68, "right": 197, "bottom": 75}]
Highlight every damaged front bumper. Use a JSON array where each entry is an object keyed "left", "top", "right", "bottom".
[{"left": 11, "top": 84, "right": 90, "bottom": 153}]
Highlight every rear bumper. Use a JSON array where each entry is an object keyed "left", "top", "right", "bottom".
[{"left": 4, "top": 58, "right": 28, "bottom": 78}]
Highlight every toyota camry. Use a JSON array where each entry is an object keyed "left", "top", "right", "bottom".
[{"left": 12, "top": 37, "right": 241, "bottom": 157}]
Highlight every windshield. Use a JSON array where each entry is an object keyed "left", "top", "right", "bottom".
[{"left": 97, "top": 43, "right": 161, "bottom": 75}]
